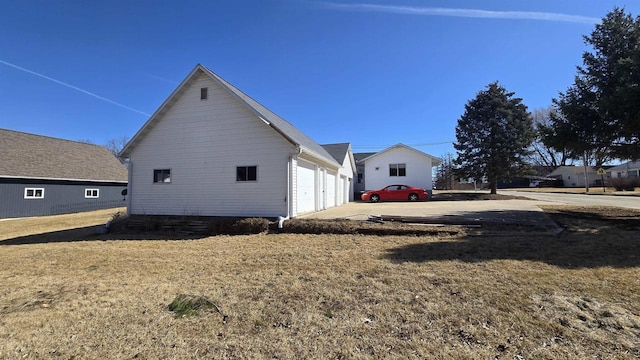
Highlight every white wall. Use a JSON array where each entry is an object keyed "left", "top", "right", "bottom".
[
  {"left": 364, "top": 147, "right": 434, "bottom": 191},
  {"left": 550, "top": 166, "right": 598, "bottom": 187},
  {"left": 129, "top": 72, "right": 295, "bottom": 217}
]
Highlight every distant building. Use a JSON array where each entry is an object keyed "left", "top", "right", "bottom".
[
  {"left": 606, "top": 161, "right": 640, "bottom": 179},
  {"left": 353, "top": 143, "right": 441, "bottom": 196},
  {"left": 548, "top": 165, "right": 605, "bottom": 187},
  {"left": 0, "top": 129, "right": 128, "bottom": 219}
]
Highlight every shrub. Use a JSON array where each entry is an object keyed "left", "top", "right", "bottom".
[
  {"left": 607, "top": 177, "right": 639, "bottom": 191},
  {"left": 208, "top": 217, "right": 271, "bottom": 235}
]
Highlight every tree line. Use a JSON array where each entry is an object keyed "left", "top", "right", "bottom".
[{"left": 442, "top": 7, "right": 639, "bottom": 194}]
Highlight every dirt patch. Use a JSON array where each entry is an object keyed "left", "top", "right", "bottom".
[
  {"left": 532, "top": 293, "right": 640, "bottom": 351},
  {"left": 543, "top": 206, "right": 640, "bottom": 231}
]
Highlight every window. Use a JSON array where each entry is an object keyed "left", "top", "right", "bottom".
[
  {"left": 154, "top": 169, "right": 171, "bottom": 183},
  {"left": 629, "top": 170, "right": 639, "bottom": 178},
  {"left": 357, "top": 173, "right": 363, "bottom": 184},
  {"left": 237, "top": 166, "right": 257, "bottom": 182},
  {"left": 85, "top": 189, "right": 99, "bottom": 198},
  {"left": 24, "top": 188, "right": 44, "bottom": 199},
  {"left": 200, "top": 87, "right": 208, "bottom": 100},
  {"left": 389, "top": 163, "right": 406, "bottom": 177}
]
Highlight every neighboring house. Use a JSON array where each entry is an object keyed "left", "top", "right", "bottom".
[
  {"left": 119, "top": 64, "right": 352, "bottom": 218},
  {"left": 320, "top": 143, "right": 356, "bottom": 204},
  {"left": 0, "top": 128, "right": 128, "bottom": 219},
  {"left": 353, "top": 152, "right": 375, "bottom": 195},
  {"left": 607, "top": 161, "right": 640, "bottom": 179},
  {"left": 548, "top": 165, "right": 603, "bottom": 187},
  {"left": 354, "top": 143, "right": 442, "bottom": 196}
]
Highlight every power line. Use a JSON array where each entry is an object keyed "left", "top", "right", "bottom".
[{"left": 352, "top": 141, "right": 455, "bottom": 150}]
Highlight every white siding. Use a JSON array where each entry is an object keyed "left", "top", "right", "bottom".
[
  {"left": 364, "top": 147, "right": 434, "bottom": 191},
  {"left": 129, "top": 73, "right": 295, "bottom": 217}
]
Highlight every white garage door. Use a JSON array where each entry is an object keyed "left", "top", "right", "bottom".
[
  {"left": 326, "top": 171, "right": 336, "bottom": 208},
  {"left": 338, "top": 175, "right": 346, "bottom": 205},
  {"left": 296, "top": 160, "right": 316, "bottom": 214}
]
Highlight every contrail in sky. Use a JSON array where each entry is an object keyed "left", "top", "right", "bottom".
[
  {"left": 321, "top": 2, "right": 600, "bottom": 24},
  {"left": 0, "top": 59, "right": 151, "bottom": 117}
]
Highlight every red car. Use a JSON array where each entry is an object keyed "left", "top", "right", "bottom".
[{"left": 361, "top": 184, "right": 429, "bottom": 203}]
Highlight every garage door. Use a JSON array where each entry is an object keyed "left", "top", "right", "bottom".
[
  {"left": 338, "top": 175, "right": 346, "bottom": 205},
  {"left": 326, "top": 171, "right": 336, "bottom": 208},
  {"left": 296, "top": 160, "right": 316, "bottom": 214}
]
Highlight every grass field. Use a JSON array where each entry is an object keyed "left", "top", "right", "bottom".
[{"left": 0, "top": 206, "right": 639, "bottom": 359}]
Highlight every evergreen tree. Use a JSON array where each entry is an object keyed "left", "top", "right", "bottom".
[
  {"left": 555, "top": 7, "right": 640, "bottom": 160},
  {"left": 454, "top": 82, "right": 534, "bottom": 194}
]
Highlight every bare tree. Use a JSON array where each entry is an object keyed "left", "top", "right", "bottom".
[
  {"left": 104, "top": 136, "right": 130, "bottom": 159},
  {"left": 529, "top": 107, "right": 571, "bottom": 175},
  {"left": 434, "top": 153, "right": 455, "bottom": 190}
]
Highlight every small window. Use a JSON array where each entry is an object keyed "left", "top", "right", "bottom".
[
  {"left": 85, "top": 189, "right": 99, "bottom": 198},
  {"left": 24, "top": 188, "right": 45, "bottom": 199},
  {"left": 357, "top": 173, "right": 363, "bottom": 184},
  {"left": 237, "top": 166, "right": 257, "bottom": 182},
  {"left": 389, "top": 163, "right": 406, "bottom": 177},
  {"left": 154, "top": 169, "right": 171, "bottom": 183},
  {"left": 200, "top": 87, "right": 208, "bottom": 100}
]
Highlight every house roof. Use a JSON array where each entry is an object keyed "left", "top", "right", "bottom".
[
  {"left": 321, "top": 143, "right": 350, "bottom": 163},
  {"left": 120, "top": 64, "right": 339, "bottom": 167},
  {"left": 0, "top": 128, "right": 127, "bottom": 182},
  {"left": 358, "top": 143, "right": 442, "bottom": 166},
  {"left": 607, "top": 161, "right": 640, "bottom": 172},
  {"left": 353, "top": 152, "right": 376, "bottom": 163},
  {"left": 321, "top": 143, "right": 357, "bottom": 173}
]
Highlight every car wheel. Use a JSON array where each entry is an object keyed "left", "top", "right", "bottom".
[
  {"left": 370, "top": 194, "right": 380, "bottom": 203},
  {"left": 408, "top": 193, "right": 419, "bottom": 201}
]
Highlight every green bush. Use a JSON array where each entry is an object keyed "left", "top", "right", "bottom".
[{"left": 169, "top": 294, "right": 217, "bottom": 318}]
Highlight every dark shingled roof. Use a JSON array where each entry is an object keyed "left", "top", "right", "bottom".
[
  {"left": 0, "top": 128, "right": 128, "bottom": 182},
  {"left": 353, "top": 152, "right": 376, "bottom": 163},
  {"left": 321, "top": 143, "right": 351, "bottom": 164}
]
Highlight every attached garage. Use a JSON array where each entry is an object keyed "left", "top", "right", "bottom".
[{"left": 296, "top": 160, "right": 316, "bottom": 214}]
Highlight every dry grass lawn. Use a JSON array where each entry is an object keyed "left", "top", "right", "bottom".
[{"left": 0, "top": 207, "right": 639, "bottom": 359}]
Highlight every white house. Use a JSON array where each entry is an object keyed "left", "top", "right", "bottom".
[
  {"left": 548, "top": 166, "right": 601, "bottom": 187},
  {"left": 119, "top": 64, "right": 353, "bottom": 218},
  {"left": 355, "top": 143, "right": 441, "bottom": 195},
  {"left": 607, "top": 161, "right": 640, "bottom": 179}
]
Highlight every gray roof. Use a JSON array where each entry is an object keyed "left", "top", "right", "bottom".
[
  {"left": 0, "top": 128, "right": 128, "bottom": 182},
  {"left": 353, "top": 152, "right": 376, "bottom": 163},
  {"left": 321, "top": 143, "right": 350, "bottom": 163},
  {"left": 607, "top": 161, "right": 640, "bottom": 171},
  {"left": 121, "top": 64, "right": 339, "bottom": 167}
]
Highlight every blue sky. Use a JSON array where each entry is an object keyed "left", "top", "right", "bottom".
[{"left": 1, "top": 0, "right": 638, "bottom": 158}]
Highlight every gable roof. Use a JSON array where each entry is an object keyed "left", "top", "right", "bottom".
[
  {"left": 607, "top": 161, "right": 640, "bottom": 172},
  {"left": 321, "top": 143, "right": 357, "bottom": 173},
  {"left": 120, "top": 64, "right": 339, "bottom": 167},
  {"left": 321, "top": 143, "right": 350, "bottom": 163},
  {"left": 358, "top": 143, "right": 442, "bottom": 166},
  {"left": 0, "top": 128, "right": 127, "bottom": 182}
]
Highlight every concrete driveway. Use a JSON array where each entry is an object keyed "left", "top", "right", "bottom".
[{"left": 299, "top": 197, "right": 559, "bottom": 227}]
